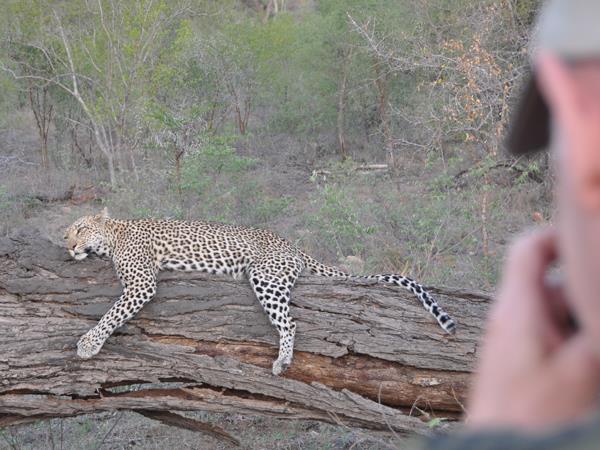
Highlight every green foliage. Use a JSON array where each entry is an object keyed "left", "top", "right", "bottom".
[
  {"left": 144, "top": 101, "right": 207, "bottom": 156},
  {"left": 180, "top": 136, "right": 256, "bottom": 194},
  {"left": 131, "top": 206, "right": 155, "bottom": 219},
  {"left": 513, "top": 0, "right": 541, "bottom": 24},
  {"left": 237, "top": 181, "right": 291, "bottom": 226},
  {"left": 427, "top": 417, "right": 447, "bottom": 429},
  {"left": 180, "top": 135, "right": 289, "bottom": 226},
  {"left": 0, "top": 74, "right": 18, "bottom": 127},
  {"left": 308, "top": 183, "right": 376, "bottom": 256},
  {"left": 516, "top": 161, "right": 542, "bottom": 185},
  {"left": 3, "top": 0, "right": 191, "bottom": 187}
]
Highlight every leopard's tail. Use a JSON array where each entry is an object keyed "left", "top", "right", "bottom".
[{"left": 300, "top": 252, "right": 456, "bottom": 334}]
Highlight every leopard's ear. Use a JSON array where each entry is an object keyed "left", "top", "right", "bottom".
[{"left": 97, "top": 207, "right": 110, "bottom": 220}]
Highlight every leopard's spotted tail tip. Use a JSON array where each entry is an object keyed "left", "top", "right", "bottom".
[{"left": 444, "top": 320, "right": 457, "bottom": 335}]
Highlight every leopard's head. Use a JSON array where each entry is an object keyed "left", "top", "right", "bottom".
[{"left": 64, "top": 208, "right": 111, "bottom": 260}]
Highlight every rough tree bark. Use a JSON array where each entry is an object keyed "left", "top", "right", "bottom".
[{"left": 0, "top": 228, "right": 490, "bottom": 439}]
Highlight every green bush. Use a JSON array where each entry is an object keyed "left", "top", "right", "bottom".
[
  {"left": 180, "top": 138, "right": 247, "bottom": 199},
  {"left": 180, "top": 135, "right": 289, "bottom": 226},
  {"left": 308, "top": 183, "right": 376, "bottom": 256}
]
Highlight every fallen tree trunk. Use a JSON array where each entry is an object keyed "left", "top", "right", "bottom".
[{"left": 0, "top": 228, "right": 490, "bottom": 438}]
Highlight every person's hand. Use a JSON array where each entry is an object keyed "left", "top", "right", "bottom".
[
  {"left": 537, "top": 53, "right": 600, "bottom": 358},
  {"left": 467, "top": 229, "right": 600, "bottom": 431}
]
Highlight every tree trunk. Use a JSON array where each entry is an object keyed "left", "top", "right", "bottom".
[
  {"left": 90, "top": 123, "right": 117, "bottom": 188},
  {"left": 374, "top": 59, "right": 393, "bottom": 166},
  {"left": 336, "top": 48, "right": 353, "bottom": 161},
  {"left": 175, "top": 147, "right": 185, "bottom": 195},
  {"left": 27, "top": 83, "right": 53, "bottom": 170},
  {"left": 0, "top": 228, "right": 490, "bottom": 437}
]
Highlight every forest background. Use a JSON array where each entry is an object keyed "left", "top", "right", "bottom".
[{"left": 0, "top": 0, "right": 544, "bottom": 448}]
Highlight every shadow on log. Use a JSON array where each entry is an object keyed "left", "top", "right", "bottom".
[{"left": 0, "top": 228, "right": 490, "bottom": 441}]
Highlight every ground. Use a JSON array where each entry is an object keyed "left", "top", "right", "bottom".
[{"left": 0, "top": 412, "right": 410, "bottom": 450}]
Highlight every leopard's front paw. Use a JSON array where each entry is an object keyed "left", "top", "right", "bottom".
[
  {"left": 77, "top": 331, "right": 104, "bottom": 359},
  {"left": 272, "top": 358, "right": 291, "bottom": 376}
]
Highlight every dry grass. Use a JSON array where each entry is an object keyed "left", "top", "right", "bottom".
[{"left": 0, "top": 412, "right": 406, "bottom": 450}]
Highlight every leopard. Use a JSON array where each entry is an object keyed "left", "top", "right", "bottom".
[{"left": 64, "top": 208, "right": 456, "bottom": 375}]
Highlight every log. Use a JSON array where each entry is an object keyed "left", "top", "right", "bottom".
[{"left": 0, "top": 228, "right": 490, "bottom": 438}]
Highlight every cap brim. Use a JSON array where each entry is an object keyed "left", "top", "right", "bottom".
[{"left": 505, "top": 75, "right": 551, "bottom": 155}]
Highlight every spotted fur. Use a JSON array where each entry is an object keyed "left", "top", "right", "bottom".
[{"left": 65, "top": 208, "right": 455, "bottom": 375}]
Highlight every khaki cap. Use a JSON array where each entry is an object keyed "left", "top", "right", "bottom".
[{"left": 507, "top": 0, "right": 600, "bottom": 155}]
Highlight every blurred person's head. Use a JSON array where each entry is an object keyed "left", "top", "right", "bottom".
[
  {"left": 507, "top": 0, "right": 600, "bottom": 359},
  {"left": 507, "top": 0, "right": 600, "bottom": 156}
]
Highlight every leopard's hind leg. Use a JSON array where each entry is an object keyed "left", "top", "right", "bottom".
[{"left": 247, "top": 254, "right": 303, "bottom": 375}]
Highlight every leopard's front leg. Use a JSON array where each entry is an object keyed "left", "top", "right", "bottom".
[{"left": 78, "top": 264, "right": 157, "bottom": 359}]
